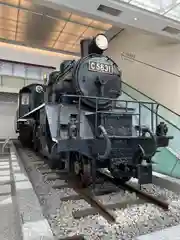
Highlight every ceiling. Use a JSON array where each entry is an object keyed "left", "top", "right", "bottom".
[
  {"left": 1, "top": 0, "right": 180, "bottom": 59},
  {"left": 0, "top": 0, "right": 118, "bottom": 57},
  {"left": 120, "top": 0, "right": 180, "bottom": 21},
  {"left": 36, "top": 0, "right": 180, "bottom": 43}
]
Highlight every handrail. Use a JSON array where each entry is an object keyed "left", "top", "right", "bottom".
[
  {"left": 122, "top": 80, "right": 180, "bottom": 117},
  {"left": 121, "top": 53, "right": 180, "bottom": 117},
  {"left": 121, "top": 53, "right": 180, "bottom": 78},
  {"left": 122, "top": 90, "right": 180, "bottom": 132}
]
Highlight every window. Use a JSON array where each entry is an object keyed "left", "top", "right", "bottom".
[{"left": 21, "top": 93, "right": 29, "bottom": 105}]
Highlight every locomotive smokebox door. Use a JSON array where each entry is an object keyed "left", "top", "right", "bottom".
[{"left": 137, "top": 164, "right": 152, "bottom": 185}]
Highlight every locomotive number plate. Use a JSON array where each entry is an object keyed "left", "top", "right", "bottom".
[{"left": 88, "top": 61, "right": 113, "bottom": 74}]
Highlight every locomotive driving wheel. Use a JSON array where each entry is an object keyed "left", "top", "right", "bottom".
[{"left": 72, "top": 152, "right": 92, "bottom": 188}]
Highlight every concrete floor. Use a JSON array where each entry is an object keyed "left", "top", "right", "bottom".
[
  {"left": 0, "top": 143, "right": 54, "bottom": 240},
  {"left": 1, "top": 141, "right": 180, "bottom": 240},
  {"left": 0, "top": 153, "right": 21, "bottom": 240}
]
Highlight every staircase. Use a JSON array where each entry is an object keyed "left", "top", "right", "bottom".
[{"left": 121, "top": 81, "right": 180, "bottom": 178}]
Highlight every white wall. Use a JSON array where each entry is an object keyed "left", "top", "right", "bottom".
[
  {"left": 0, "top": 102, "right": 17, "bottom": 139},
  {"left": 106, "top": 28, "right": 180, "bottom": 114},
  {"left": 0, "top": 42, "right": 79, "bottom": 93},
  {"left": 0, "top": 42, "right": 78, "bottom": 69},
  {"left": 0, "top": 76, "right": 43, "bottom": 93},
  {"left": 0, "top": 42, "right": 75, "bottom": 138}
]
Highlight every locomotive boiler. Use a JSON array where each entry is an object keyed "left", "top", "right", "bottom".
[{"left": 16, "top": 34, "right": 173, "bottom": 187}]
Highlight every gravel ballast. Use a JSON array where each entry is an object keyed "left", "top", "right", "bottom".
[{"left": 18, "top": 148, "right": 180, "bottom": 240}]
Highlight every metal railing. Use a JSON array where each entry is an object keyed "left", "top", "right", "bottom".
[
  {"left": 60, "top": 94, "right": 160, "bottom": 137},
  {"left": 121, "top": 81, "right": 180, "bottom": 177}
]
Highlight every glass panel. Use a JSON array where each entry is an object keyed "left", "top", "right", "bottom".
[
  {"left": 41, "top": 68, "right": 52, "bottom": 80},
  {"left": 0, "top": 19, "right": 17, "bottom": 31},
  {"left": 20, "top": 0, "right": 33, "bottom": 9},
  {"left": 17, "top": 22, "right": 27, "bottom": 33},
  {"left": 53, "top": 20, "right": 66, "bottom": 32},
  {"left": 0, "top": 29, "right": 15, "bottom": 40},
  {"left": 26, "top": 66, "right": 41, "bottom": 80},
  {"left": 0, "top": 61, "right": 12, "bottom": 75},
  {"left": 25, "top": 79, "right": 42, "bottom": 85},
  {"left": 64, "top": 44, "right": 80, "bottom": 53},
  {"left": 53, "top": 41, "right": 66, "bottom": 49},
  {"left": 16, "top": 32, "right": 25, "bottom": 41},
  {"left": 21, "top": 93, "right": 29, "bottom": 105},
  {"left": 152, "top": 120, "right": 180, "bottom": 178},
  {"left": 165, "top": 4, "right": 180, "bottom": 21},
  {"left": 43, "top": 41, "right": 55, "bottom": 48},
  {"left": 122, "top": 83, "right": 155, "bottom": 103},
  {"left": 122, "top": 82, "right": 180, "bottom": 128},
  {"left": 1, "top": 0, "right": 19, "bottom": 6},
  {"left": 52, "top": 11, "right": 71, "bottom": 20},
  {"left": 130, "top": 0, "right": 178, "bottom": 13},
  {"left": 0, "top": 5, "right": 18, "bottom": 21},
  {"left": 152, "top": 148, "right": 177, "bottom": 176},
  {"left": 56, "top": 33, "right": 79, "bottom": 45},
  {"left": 63, "top": 22, "right": 87, "bottom": 35},
  {"left": 18, "top": 9, "right": 38, "bottom": 23},
  {"left": 2, "top": 75, "right": 24, "bottom": 89},
  {"left": 90, "top": 20, "right": 112, "bottom": 30},
  {"left": 48, "top": 31, "right": 59, "bottom": 41},
  {"left": 13, "top": 64, "right": 26, "bottom": 78},
  {"left": 121, "top": 90, "right": 180, "bottom": 178},
  {"left": 70, "top": 14, "right": 93, "bottom": 25},
  {"left": 82, "top": 27, "right": 104, "bottom": 38}
]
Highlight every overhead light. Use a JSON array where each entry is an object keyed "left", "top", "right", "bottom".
[{"left": 134, "top": 17, "right": 138, "bottom": 21}]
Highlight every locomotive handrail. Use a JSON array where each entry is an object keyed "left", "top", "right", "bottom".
[
  {"left": 98, "top": 125, "right": 112, "bottom": 160},
  {"left": 62, "top": 93, "right": 180, "bottom": 131},
  {"left": 121, "top": 90, "right": 180, "bottom": 132},
  {"left": 62, "top": 93, "right": 179, "bottom": 134},
  {"left": 62, "top": 94, "right": 158, "bottom": 105}
]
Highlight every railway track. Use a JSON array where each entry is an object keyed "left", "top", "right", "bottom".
[
  {"left": 14, "top": 141, "right": 174, "bottom": 240},
  {"left": 97, "top": 170, "right": 169, "bottom": 210},
  {"left": 25, "top": 151, "right": 169, "bottom": 222}
]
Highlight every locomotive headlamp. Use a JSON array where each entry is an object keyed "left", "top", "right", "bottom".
[
  {"left": 94, "top": 34, "right": 108, "bottom": 50},
  {"left": 80, "top": 33, "right": 108, "bottom": 57}
]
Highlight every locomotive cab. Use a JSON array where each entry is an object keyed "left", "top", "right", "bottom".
[
  {"left": 17, "top": 84, "right": 44, "bottom": 119},
  {"left": 19, "top": 88, "right": 31, "bottom": 117},
  {"left": 16, "top": 84, "right": 45, "bottom": 144}
]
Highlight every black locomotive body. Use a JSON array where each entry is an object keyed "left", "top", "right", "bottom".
[
  {"left": 15, "top": 83, "right": 44, "bottom": 142},
  {"left": 16, "top": 34, "right": 173, "bottom": 186}
]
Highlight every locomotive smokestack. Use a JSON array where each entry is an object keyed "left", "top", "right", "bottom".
[{"left": 80, "top": 38, "right": 91, "bottom": 57}]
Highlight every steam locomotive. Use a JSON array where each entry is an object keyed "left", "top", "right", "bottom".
[{"left": 16, "top": 34, "right": 172, "bottom": 187}]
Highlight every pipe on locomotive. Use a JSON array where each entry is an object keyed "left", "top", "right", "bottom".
[
  {"left": 80, "top": 34, "right": 108, "bottom": 57},
  {"left": 98, "top": 125, "right": 112, "bottom": 160}
]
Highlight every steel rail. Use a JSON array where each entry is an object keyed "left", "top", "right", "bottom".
[
  {"left": 67, "top": 177, "right": 116, "bottom": 223},
  {"left": 97, "top": 171, "right": 169, "bottom": 210},
  {"left": 59, "top": 235, "right": 85, "bottom": 240}
]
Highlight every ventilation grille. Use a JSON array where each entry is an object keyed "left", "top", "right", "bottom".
[
  {"left": 97, "top": 4, "right": 122, "bottom": 16},
  {"left": 162, "top": 26, "right": 180, "bottom": 35}
]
